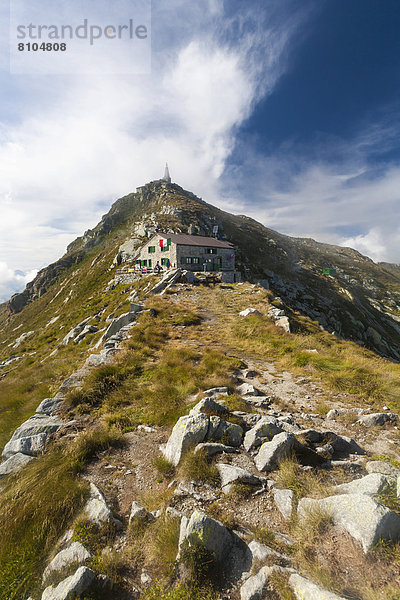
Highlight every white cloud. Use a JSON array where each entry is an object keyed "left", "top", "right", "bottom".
[
  {"left": 0, "top": 262, "right": 37, "bottom": 303},
  {"left": 0, "top": 1, "right": 307, "bottom": 301}
]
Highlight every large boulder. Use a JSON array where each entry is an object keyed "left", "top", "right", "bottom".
[
  {"left": 189, "top": 397, "right": 229, "bottom": 417},
  {"left": 334, "top": 473, "right": 392, "bottom": 496},
  {"left": 2, "top": 433, "right": 48, "bottom": 460},
  {"left": 205, "top": 416, "right": 243, "bottom": 447},
  {"left": 244, "top": 417, "right": 283, "bottom": 452},
  {"left": 216, "top": 463, "right": 262, "bottom": 494},
  {"left": 357, "top": 412, "right": 399, "bottom": 427},
  {"left": 254, "top": 433, "right": 296, "bottom": 473},
  {"left": 9, "top": 415, "right": 64, "bottom": 441},
  {"left": 289, "top": 573, "right": 348, "bottom": 599},
  {"left": 41, "top": 566, "right": 96, "bottom": 600},
  {"left": 103, "top": 312, "right": 136, "bottom": 340},
  {"left": 366, "top": 460, "right": 400, "bottom": 478},
  {"left": 297, "top": 493, "right": 400, "bottom": 552},
  {"left": 273, "top": 488, "right": 294, "bottom": 520},
  {"left": 62, "top": 319, "right": 91, "bottom": 345},
  {"left": 163, "top": 414, "right": 209, "bottom": 466},
  {"left": 36, "top": 398, "right": 63, "bottom": 415},
  {"left": 178, "top": 510, "right": 233, "bottom": 563},
  {"left": 0, "top": 452, "right": 34, "bottom": 477},
  {"left": 150, "top": 269, "right": 182, "bottom": 294},
  {"left": 43, "top": 542, "right": 91, "bottom": 582}
]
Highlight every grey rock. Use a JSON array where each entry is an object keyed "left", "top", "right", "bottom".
[
  {"left": 297, "top": 429, "right": 323, "bottom": 444},
  {"left": 244, "top": 417, "right": 283, "bottom": 452},
  {"left": 36, "top": 398, "right": 63, "bottom": 415},
  {"left": 243, "top": 396, "right": 272, "bottom": 408},
  {"left": 334, "top": 473, "right": 392, "bottom": 496},
  {"left": 2, "top": 433, "right": 48, "bottom": 460},
  {"left": 327, "top": 407, "right": 370, "bottom": 420},
  {"left": 85, "top": 353, "right": 114, "bottom": 367},
  {"left": 189, "top": 397, "right": 229, "bottom": 417},
  {"left": 297, "top": 493, "right": 400, "bottom": 552},
  {"left": 10, "top": 415, "right": 64, "bottom": 441},
  {"left": 239, "top": 308, "right": 262, "bottom": 317},
  {"left": 207, "top": 418, "right": 243, "bottom": 447},
  {"left": 237, "top": 382, "right": 262, "bottom": 397},
  {"left": 275, "top": 316, "right": 290, "bottom": 332},
  {"left": 59, "top": 368, "right": 89, "bottom": 391},
  {"left": 178, "top": 510, "right": 233, "bottom": 563},
  {"left": 13, "top": 330, "right": 34, "bottom": 348},
  {"left": 150, "top": 269, "right": 182, "bottom": 294},
  {"left": 248, "top": 540, "right": 289, "bottom": 563},
  {"left": 240, "top": 565, "right": 291, "bottom": 600},
  {"left": 194, "top": 443, "right": 236, "bottom": 457},
  {"left": 163, "top": 414, "right": 209, "bottom": 466},
  {"left": 289, "top": 573, "right": 348, "bottom": 599},
  {"left": 103, "top": 312, "right": 136, "bottom": 340},
  {"left": 366, "top": 460, "right": 400, "bottom": 478},
  {"left": 217, "top": 463, "right": 262, "bottom": 493},
  {"left": 357, "top": 412, "right": 399, "bottom": 427},
  {"left": 0, "top": 452, "right": 34, "bottom": 477},
  {"left": 62, "top": 319, "right": 91, "bottom": 345},
  {"left": 41, "top": 566, "right": 96, "bottom": 600},
  {"left": 323, "top": 432, "right": 365, "bottom": 456},
  {"left": 254, "top": 433, "right": 296, "bottom": 473},
  {"left": 129, "top": 501, "right": 148, "bottom": 525},
  {"left": 238, "top": 413, "right": 262, "bottom": 428},
  {"left": 74, "top": 324, "right": 98, "bottom": 344},
  {"left": 203, "top": 386, "right": 229, "bottom": 397},
  {"left": 84, "top": 483, "right": 114, "bottom": 525},
  {"left": 43, "top": 542, "right": 91, "bottom": 582},
  {"left": 273, "top": 488, "right": 294, "bottom": 520}
]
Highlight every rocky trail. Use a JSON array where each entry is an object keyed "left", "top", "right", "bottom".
[{"left": 1, "top": 276, "right": 400, "bottom": 599}]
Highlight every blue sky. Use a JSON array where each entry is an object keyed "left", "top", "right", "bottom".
[{"left": 0, "top": 0, "right": 399, "bottom": 301}]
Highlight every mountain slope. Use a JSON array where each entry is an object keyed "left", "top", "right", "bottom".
[{"left": 4, "top": 178, "right": 400, "bottom": 361}]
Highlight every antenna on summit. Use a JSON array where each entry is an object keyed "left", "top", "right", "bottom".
[{"left": 162, "top": 162, "right": 171, "bottom": 183}]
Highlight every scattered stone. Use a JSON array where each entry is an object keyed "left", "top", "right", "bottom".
[
  {"left": 41, "top": 566, "right": 96, "bottom": 600},
  {"left": 178, "top": 510, "right": 233, "bottom": 563},
  {"left": 137, "top": 425, "right": 157, "bottom": 433},
  {"left": 150, "top": 269, "right": 182, "bottom": 294},
  {"left": 297, "top": 429, "right": 323, "bottom": 444},
  {"left": 84, "top": 483, "right": 117, "bottom": 526},
  {"left": 194, "top": 443, "right": 236, "bottom": 457},
  {"left": 254, "top": 433, "right": 296, "bottom": 473},
  {"left": 237, "top": 382, "right": 262, "bottom": 397},
  {"left": 162, "top": 414, "right": 209, "bottom": 466},
  {"left": 59, "top": 368, "right": 89, "bottom": 391},
  {"left": 357, "top": 412, "right": 399, "bottom": 427},
  {"left": 217, "top": 463, "right": 263, "bottom": 493},
  {"left": 243, "top": 417, "right": 283, "bottom": 452},
  {"left": 189, "top": 397, "right": 229, "bottom": 417},
  {"left": 129, "top": 501, "right": 148, "bottom": 525},
  {"left": 366, "top": 460, "right": 400, "bottom": 478},
  {"left": 103, "top": 312, "right": 136, "bottom": 340},
  {"left": 239, "top": 308, "right": 262, "bottom": 317},
  {"left": 62, "top": 319, "right": 91, "bottom": 345},
  {"left": 13, "top": 330, "right": 34, "bottom": 348},
  {"left": 297, "top": 493, "right": 400, "bottom": 552},
  {"left": 322, "top": 432, "right": 365, "bottom": 457},
  {"left": 0, "top": 452, "right": 34, "bottom": 477},
  {"left": 43, "top": 542, "right": 91, "bottom": 583},
  {"left": 273, "top": 488, "right": 294, "bottom": 520},
  {"left": 275, "top": 316, "right": 290, "bottom": 332},
  {"left": 289, "top": 573, "right": 348, "bottom": 599},
  {"left": 326, "top": 407, "right": 371, "bottom": 420},
  {"left": 248, "top": 540, "right": 289, "bottom": 563},
  {"left": 334, "top": 473, "right": 392, "bottom": 496},
  {"left": 203, "top": 386, "right": 229, "bottom": 397},
  {"left": 206, "top": 417, "right": 243, "bottom": 447},
  {"left": 74, "top": 324, "right": 98, "bottom": 344},
  {"left": 36, "top": 397, "right": 63, "bottom": 415},
  {"left": 243, "top": 396, "right": 272, "bottom": 408},
  {"left": 240, "top": 565, "right": 291, "bottom": 600}
]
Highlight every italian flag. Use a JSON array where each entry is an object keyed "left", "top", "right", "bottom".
[{"left": 159, "top": 238, "right": 171, "bottom": 247}]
